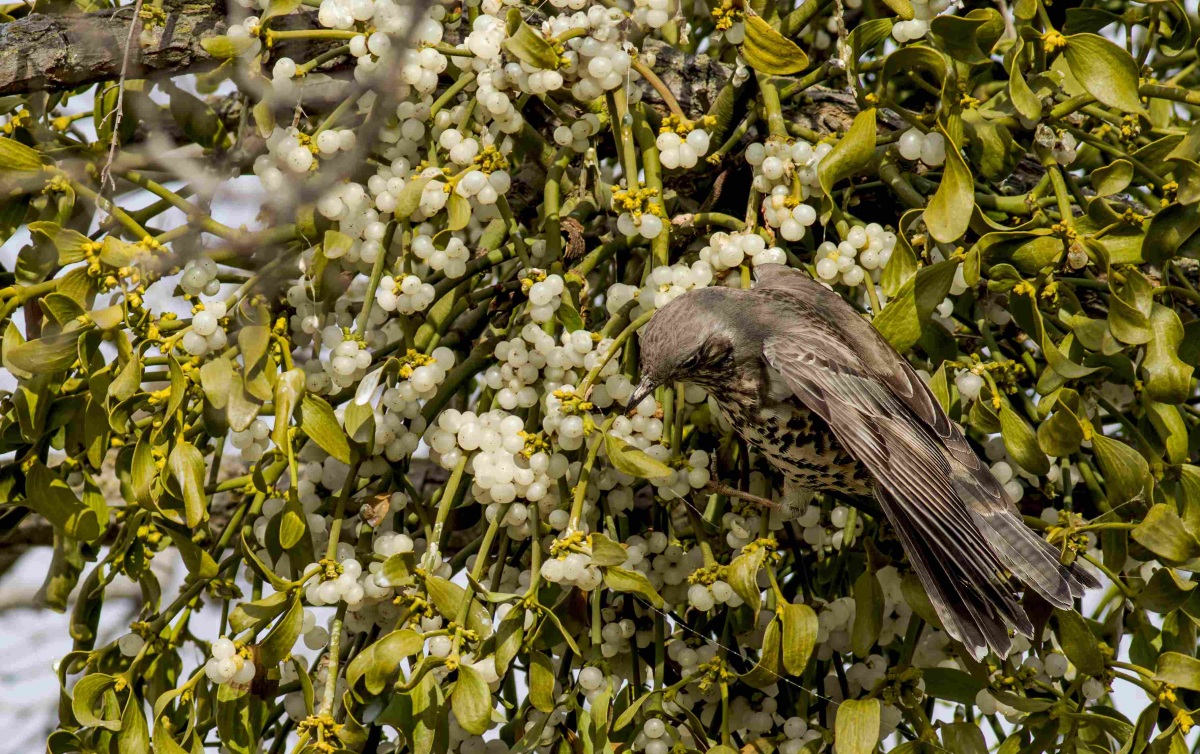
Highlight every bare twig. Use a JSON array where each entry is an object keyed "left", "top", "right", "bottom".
[{"left": 98, "top": 0, "right": 144, "bottom": 195}]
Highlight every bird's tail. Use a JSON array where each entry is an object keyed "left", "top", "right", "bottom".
[
  {"left": 974, "top": 506, "right": 1100, "bottom": 603},
  {"left": 875, "top": 487, "right": 1098, "bottom": 662}
]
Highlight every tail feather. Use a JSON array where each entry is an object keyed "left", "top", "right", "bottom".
[
  {"left": 874, "top": 489, "right": 1028, "bottom": 661},
  {"left": 878, "top": 476, "right": 1101, "bottom": 661},
  {"left": 973, "top": 508, "right": 1100, "bottom": 607}
]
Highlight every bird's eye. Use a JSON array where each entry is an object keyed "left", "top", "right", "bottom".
[{"left": 681, "top": 353, "right": 701, "bottom": 369}]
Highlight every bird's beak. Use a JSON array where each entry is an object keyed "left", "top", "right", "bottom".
[{"left": 626, "top": 377, "right": 656, "bottom": 414}]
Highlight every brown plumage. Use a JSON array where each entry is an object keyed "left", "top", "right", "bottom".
[{"left": 630, "top": 263, "right": 1097, "bottom": 661}]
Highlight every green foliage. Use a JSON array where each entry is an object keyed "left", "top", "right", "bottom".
[{"left": 0, "top": 0, "right": 1198, "bottom": 752}]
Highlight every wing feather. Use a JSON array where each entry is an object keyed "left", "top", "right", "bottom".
[{"left": 752, "top": 265, "right": 1095, "bottom": 657}]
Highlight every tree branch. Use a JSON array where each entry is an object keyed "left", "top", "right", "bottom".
[{"left": 0, "top": 1, "right": 226, "bottom": 96}]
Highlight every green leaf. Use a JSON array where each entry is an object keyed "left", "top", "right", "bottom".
[
  {"left": 741, "top": 613, "right": 782, "bottom": 688},
  {"left": 928, "top": 363, "right": 951, "bottom": 413},
  {"left": 494, "top": 607, "right": 524, "bottom": 675},
  {"left": 1145, "top": 400, "right": 1188, "bottom": 465},
  {"left": 447, "top": 193, "right": 471, "bottom": 232},
  {"left": 166, "top": 85, "right": 226, "bottom": 149},
  {"left": 239, "top": 324, "right": 271, "bottom": 374},
  {"left": 1155, "top": 652, "right": 1200, "bottom": 691},
  {"left": 258, "top": 595, "right": 303, "bottom": 667},
  {"left": 882, "top": 47, "right": 948, "bottom": 102},
  {"left": 529, "top": 651, "right": 555, "bottom": 713},
  {"left": 604, "top": 433, "right": 672, "bottom": 478},
  {"left": 1009, "top": 47, "right": 1042, "bottom": 121},
  {"left": 589, "top": 532, "right": 628, "bottom": 567},
  {"left": 7, "top": 326, "right": 86, "bottom": 373},
  {"left": 198, "top": 357, "right": 232, "bottom": 413},
  {"left": 503, "top": 8, "right": 559, "bottom": 70},
  {"left": 2, "top": 322, "right": 30, "bottom": 380},
  {"left": 851, "top": 570, "right": 883, "bottom": 656},
  {"left": 166, "top": 528, "right": 218, "bottom": 579},
  {"left": 380, "top": 552, "right": 414, "bottom": 586},
  {"left": 1038, "top": 402, "right": 1085, "bottom": 457},
  {"left": 167, "top": 441, "right": 208, "bottom": 528},
  {"left": 201, "top": 35, "right": 258, "bottom": 59},
  {"left": 262, "top": 0, "right": 301, "bottom": 21},
  {"left": 872, "top": 259, "right": 958, "bottom": 352},
  {"left": 1138, "top": 567, "right": 1194, "bottom": 613},
  {"left": 273, "top": 368, "right": 306, "bottom": 449},
  {"left": 1145, "top": 202, "right": 1200, "bottom": 264},
  {"left": 727, "top": 545, "right": 767, "bottom": 617},
  {"left": 901, "top": 572, "right": 943, "bottom": 629},
  {"left": 26, "top": 461, "right": 102, "bottom": 542},
  {"left": 426, "top": 576, "right": 493, "bottom": 636},
  {"left": 941, "top": 723, "right": 987, "bottom": 754},
  {"left": 880, "top": 216, "right": 919, "bottom": 296},
  {"left": 344, "top": 400, "right": 375, "bottom": 447},
  {"left": 1062, "top": 33, "right": 1146, "bottom": 114},
  {"left": 71, "top": 673, "right": 121, "bottom": 730},
  {"left": 1092, "top": 434, "right": 1151, "bottom": 507},
  {"left": 1042, "top": 332, "right": 1099, "bottom": 380},
  {"left": 99, "top": 236, "right": 139, "bottom": 267},
  {"left": 131, "top": 434, "right": 158, "bottom": 509},
  {"left": 999, "top": 400, "right": 1050, "bottom": 476},
  {"left": 818, "top": 108, "right": 877, "bottom": 198},
  {"left": 613, "top": 691, "right": 649, "bottom": 732},
  {"left": 1010, "top": 235, "right": 1065, "bottom": 275},
  {"left": 1132, "top": 504, "right": 1200, "bottom": 564},
  {"left": 117, "top": 692, "right": 150, "bottom": 754},
  {"left": 300, "top": 394, "right": 352, "bottom": 464},
  {"left": 1056, "top": 609, "right": 1105, "bottom": 676},
  {"left": 1092, "top": 160, "right": 1135, "bottom": 196},
  {"left": 603, "top": 566, "right": 664, "bottom": 608},
  {"left": 1143, "top": 304, "right": 1194, "bottom": 404},
  {"left": 347, "top": 629, "right": 423, "bottom": 696},
  {"left": 0, "top": 137, "right": 43, "bottom": 171},
  {"left": 28, "top": 221, "right": 91, "bottom": 264},
  {"left": 848, "top": 19, "right": 895, "bottom": 60},
  {"left": 557, "top": 299, "right": 584, "bottom": 333},
  {"left": 240, "top": 532, "right": 293, "bottom": 591},
  {"left": 930, "top": 9, "right": 1005, "bottom": 65},
  {"left": 925, "top": 125, "right": 974, "bottom": 243},
  {"left": 781, "top": 602, "right": 818, "bottom": 675},
  {"left": 278, "top": 493, "right": 308, "bottom": 553},
  {"left": 741, "top": 12, "right": 809, "bottom": 75},
  {"left": 229, "top": 592, "right": 291, "bottom": 634},
  {"left": 921, "top": 667, "right": 985, "bottom": 704},
  {"left": 879, "top": 0, "right": 913, "bottom": 20},
  {"left": 451, "top": 663, "right": 492, "bottom": 736},
  {"left": 834, "top": 698, "right": 880, "bottom": 754},
  {"left": 152, "top": 725, "right": 190, "bottom": 754},
  {"left": 394, "top": 176, "right": 432, "bottom": 220}
]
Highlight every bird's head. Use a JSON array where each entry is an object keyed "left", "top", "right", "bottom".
[{"left": 628, "top": 287, "right": 758, "bottom": 411}]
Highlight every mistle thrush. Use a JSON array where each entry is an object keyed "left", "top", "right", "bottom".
[{"left": 630, "top": 263, "right": 1097, "bottom": 661}]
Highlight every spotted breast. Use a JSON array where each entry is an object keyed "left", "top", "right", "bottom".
[{"left": 709, "top": 366, "right": 871, "bottom": 496}]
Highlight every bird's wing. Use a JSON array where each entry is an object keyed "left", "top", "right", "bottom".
[
  {"left": 760, "top": 315, "right": 1029, "bottom": 658},
  {"left": 754, "top": 267, "right": 1096, "bottom": 658},
  {"left": 754, "top": 265, "right": 1094, "bottom": 591},
  {"left": 754, "top": 264, "right": 980, "bottom": 471}
]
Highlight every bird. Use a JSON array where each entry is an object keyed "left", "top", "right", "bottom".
[{"left": 629, "top": 263, "right": 1097, "bottom": 661}]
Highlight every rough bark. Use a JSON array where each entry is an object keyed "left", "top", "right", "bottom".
[
  {"left": 0, "top": 1, "right": 226, "bottom": 96},
  {"left": 0, "top": 3, "right": 806, "bottom": 124}
]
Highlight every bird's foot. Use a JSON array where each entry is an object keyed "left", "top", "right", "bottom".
[{"left": 704, "top": 480, "right": 780, "bottom": 510}]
